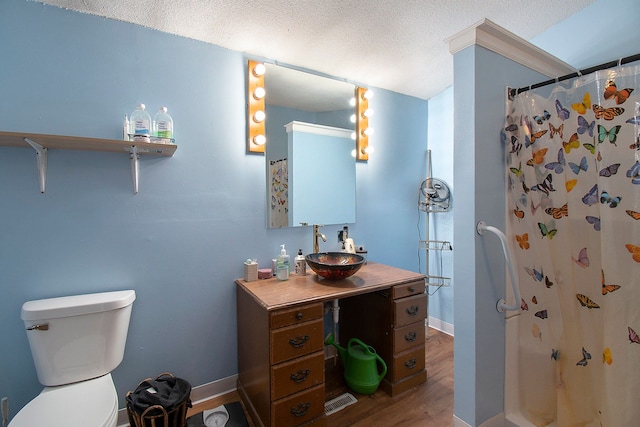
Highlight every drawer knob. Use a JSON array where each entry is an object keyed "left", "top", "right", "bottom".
[
  {"left": 289, "top": 335, "right": 310, "bottom": 348},
  {"left": 408, "top": 286, "right": 416, "bottom": 293},
  {"left": 296, "top": 312, "right": 304, "bottom": 320},
  {"left": 406, "top": 305, "right": 419, "bottom": 316},
  {"left": 291, "top": 402, "right": 311, "bottom": 417},
  {"left": 405, "top": 331, "right": 417, "bottom": 342},
  {"left": 405, "top": 358, "right": 417, "bottom": 369}
]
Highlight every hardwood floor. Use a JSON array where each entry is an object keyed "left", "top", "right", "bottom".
[{"left": 187, "top": 327, "right": 454, "bottom": 426}]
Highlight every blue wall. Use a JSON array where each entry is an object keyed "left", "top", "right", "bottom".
[{"left": 0, "top": 0, "right": 428, "bottom": 415}]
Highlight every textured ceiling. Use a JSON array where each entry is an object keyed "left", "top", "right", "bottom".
[{"left": 37, "top": 0, "right": 596, "bottom": 100}]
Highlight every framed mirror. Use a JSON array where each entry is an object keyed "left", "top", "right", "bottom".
[{"left": 262, "top": 63, "right": 356, "bottom": 228}]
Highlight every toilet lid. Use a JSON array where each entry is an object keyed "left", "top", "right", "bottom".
[{"left": 10, "top": 374, "right": 117, "bottom": 427}]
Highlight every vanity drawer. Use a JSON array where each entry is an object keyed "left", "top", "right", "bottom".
[
  {"left": 271, "top": 351, "right": 324, "bottom": 400},
  {"left": 271, "top": 384, "right": 325, "bottom": 427},
  {"left": 270, "top": 303, "right": 323, "bottom": 329},
  {"left": 270, "top": 319, "right": 323, "bottom": 364},
  {"left": 391, "top": 280, "right": 425, "bottom": 299},
  {"left": 393, "top": 320, "right": 425, "bottom": 354},
  {"left": 387, "top": 345, "right": 426, "bottom": 382},
  {"left": 394, "top": 293, "right": 427, "bottom": 327}
]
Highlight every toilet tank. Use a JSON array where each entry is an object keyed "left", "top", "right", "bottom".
[{"left": 21, "top": 290, "right": 136, "bottom": 387}]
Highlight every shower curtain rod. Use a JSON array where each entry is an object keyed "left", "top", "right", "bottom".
[{"left": 508, "top": 52, "right": 640, "bottom": 98}]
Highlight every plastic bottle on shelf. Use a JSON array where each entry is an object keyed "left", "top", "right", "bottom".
[
  {"left": 122, "top": 114, "right": 130, "bottom": 141},
  {"left": 130, "top": 103, "right": 152, "bottom": 142},
  {"left": 153, "top": 107, "right": 174, "bottom": 143}
]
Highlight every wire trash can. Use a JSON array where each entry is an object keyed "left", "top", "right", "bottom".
[{"left": 126, "top": 372, "right": 192, "bottom": 427}]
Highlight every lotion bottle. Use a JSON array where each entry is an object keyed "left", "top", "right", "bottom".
[
  {"left": 294, "top": 249, "right": 306, "bottom": 275},
  {"left": 276, "top": 244, "right": 290, "bottom": 280}
]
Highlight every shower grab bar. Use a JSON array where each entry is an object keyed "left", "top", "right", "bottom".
[{"left": 476, "top": 221, "right": 521, "bottom": 312}]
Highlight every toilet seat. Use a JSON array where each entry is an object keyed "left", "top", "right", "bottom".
[{"left": 10, "top": 374, "right": 118, "bottom": 427}]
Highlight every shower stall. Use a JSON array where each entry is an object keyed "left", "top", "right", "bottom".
[{"left": 499, "top": 56, "right": 640, "bottom": 426}]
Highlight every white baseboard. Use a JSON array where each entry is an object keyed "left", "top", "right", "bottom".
[
  {"left": 454, "top": 414, "right": 472, "bottom": 427},
  {"left": 428, "top": 316, "right": 454, "bottom": 336},
  {"left": 117, "top": 374, "right": 238, "bottom": 427}
]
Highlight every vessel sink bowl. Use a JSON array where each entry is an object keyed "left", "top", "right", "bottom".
[{"left": 305, "top": 252, "right": 365, "bottom": 280}]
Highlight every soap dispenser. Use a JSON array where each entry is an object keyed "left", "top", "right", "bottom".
[
  {"left": 276, "top": 244, "right": 290, "bottom": 280},
  {"left": 294, "top": 249, "right": 306, "bottom": 275}
]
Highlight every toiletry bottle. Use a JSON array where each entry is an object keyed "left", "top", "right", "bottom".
[
  {"left": 153, "top": 106, "right": 174, "bottom": 141},
  {"left": 294, "top": 249, "right": 306, "bottom": 275},
  {"left": 277, "top": 244, "right": 290, "bottom": 279},
  {"left": 123, "top": 114, "right": 130, "bottom": 141},
  {"left": 130, "top": 103, "right": 152, "bottom": 142}
]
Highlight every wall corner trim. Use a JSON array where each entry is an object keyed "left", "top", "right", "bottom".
[{"left": 445, "top": 18, "right": 576, "bottom": 78}]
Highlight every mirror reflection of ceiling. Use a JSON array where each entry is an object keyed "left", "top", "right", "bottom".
[
  {"left": 265, "top": 64, "right": 354, "bottom": 113},
  {"left": 37, "top": 0, "right": 596, "bottom": 100}
]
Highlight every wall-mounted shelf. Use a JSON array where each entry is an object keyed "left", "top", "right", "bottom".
[{"left": 0, "top": 131, "right": 177, "bottom": 194}]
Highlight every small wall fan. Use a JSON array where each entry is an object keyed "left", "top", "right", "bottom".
[{"left": 419, "top": 178, "right": 451, "bottom": 211}]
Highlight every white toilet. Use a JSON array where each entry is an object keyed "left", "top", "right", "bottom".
[{"left": 10, "top": 290, "right": 136, "bottom": 427}]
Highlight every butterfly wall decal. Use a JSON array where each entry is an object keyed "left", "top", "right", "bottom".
[
  {"left": 505, "top": 123, "right": 518, "bottom": 132},
  {"left": 525, "top": 266, "right": 544, "bottom": 282},
  {"left": 549, "top": 123, "right": 563, "bottom": 138},
  {"left": 626, "top": 210, "right": 640, "bottom": 220},
  {"left": 576, "top": 293, "right": 600, "bottom": 309},
  {"left": 538, "top": 222, "right": 557, "bottom": 239},
  {"left": 582, "top": 142, "right": 597, "bottom": 154},
  {"left": 534, "top": 110, "right": 551, "bottom": 125},
  {"left": 626, "top": 115, "right": 640, "bottom": 125},
  {"left": 629, "top": 326, "right": 640, "bottom": 344},
  {"left": 562, "top": 133, "right": 580, "bottom": 153},
  {"left": 597, "top": 125, "right": 621, "bottom": 145},
  {"left": 545, "top": 203, "right": 568, "bottom": 219},
  {"left": 577, "top": 116, "right": 595, "bottom": 137},
  {"left": 521, "top": 298, "right": 528, "bottom": 311},
  {"left": 625, "top": 161, "right": 640, "bottom": 184},
  {"left": 602, "top": 347, "right": 612, "bottom": 365},
  {"left": 576, "top": 347, "right": 592, "bottom": 366},
  {"left": 532, "top": 296, "right": 538, "bottom": 304},
  {"left": 513, "top": 206, "right": 525, "bottom": 219},
  {"left": 593, "top": 104, "right": 624, "bottom": 120},
  {"left": 545, "top": 148, "right": 565, "bottom": 174},
  {"left": 572, "top": 247, "right": 589, "bottom": 268},
  {"left": 516, "top": 233, "right": 530, "bottom": 250},
  {"left": 601, "top": 269, "right": 621, "bottom": 295},
  {"left": 599, "top": 163, "right": 620, "bottom": 177},
  {"left": 566, "top": 179, "right": 578, "bottom": 192},
  {"left": 603, "top": 81, "right": 633, "bottom": 105},
  {"left": 551, "top": 349, "right": 559, "bottom": 361},
  {"left": 569, "top": 156, "right": 588, "bottom": 175},
  {"left": 509, "top": 135, "right": 522, "bottom": 155},
  {"left": 600, "top": 191, "right": 621, "bottom": 208},
  {"left": 582, "top": 184, "right": 599, "bottom": 206},
  {"left": 531, "top": 174, "right": 555, "bottom": 195},
  {"left": 586, "top": 215, "right": 601, "bottom": 231},
  {"left": 571, "top": 92, "right": 591, "bottom": 114},
  {"left": 555, "top": 100, "right": 570, "bottom": 120},
  {"left": 525, "top": 131, "right": 548, "bottom": 148},
  {"left": 527, "top": 147, "right": 548, "bottom": 166},
  {"left": 625, "top": 244, "right": 640, "bottom": 263},
  {"left": 535, "top": 310, "right": 548, "bottom": 319},
  {"left": 544, "top": 276, "right": 554, "bottom": 288},
  {"left": 510, "top": 162, "right": 523, "bottom": 177}
]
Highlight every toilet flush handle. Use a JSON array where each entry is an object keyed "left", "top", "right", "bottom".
[{"left": 26, "top": 323, "right": 49, "bottom": 331}]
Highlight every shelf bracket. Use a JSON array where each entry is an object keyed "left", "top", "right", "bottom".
[
  {"left": 129, "top": 145, "right": 139, "bottom": 194},
  {"left": 24, "top": 138, "right": 48, "bottom": 193}
]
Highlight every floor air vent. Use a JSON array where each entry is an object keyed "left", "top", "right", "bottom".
[{"left": 324, "top": 392, "right": 357, "bottom": 416}]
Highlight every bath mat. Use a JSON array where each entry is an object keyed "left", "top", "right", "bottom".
[{"left": 185, "top": 401, "right": 248, "bottom": 427}]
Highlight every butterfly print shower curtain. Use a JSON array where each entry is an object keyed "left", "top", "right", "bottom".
[{"left": 504, "top": 63, "right": 640, "bottom": 426}]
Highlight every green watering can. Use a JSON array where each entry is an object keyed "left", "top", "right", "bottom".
[{"left": 325, "top": 333, "right": 387, "bottom": 394}]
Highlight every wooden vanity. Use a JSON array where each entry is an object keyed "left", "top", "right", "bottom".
[{"left": 236, "top": 262, "right": 426, "bottom": 427}]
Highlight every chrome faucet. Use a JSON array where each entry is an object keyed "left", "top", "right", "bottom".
[{"left": 313, "top": 224, "right": 327, "bottom": 253}]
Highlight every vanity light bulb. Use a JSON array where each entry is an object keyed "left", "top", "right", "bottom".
[
  {"left": 351, "top": 149, "right": 357, "bottom": 158},
  {"left": 253, "top": 110, "right": 266, "bottom": 123},
  {"left": 253, "top": 134, "right": 266, "bottom": 146},
  {"left": 362, "top": 108, "right": 373, "bottom": 118},
  {"left": 349, "top": 97, "right": 356, "bottom": 107},
  {"left": 363, "top": 89, "right": 373, "bottom": 100},
  {"left": 351, "top": 132, "right": 356, "bottom": 140},
  {"left": 252, "top": 63, "right": 266, "bottom": 77},
  {"left": 253, "top": 87, "right": 265, "bottom": 100},
  {"left": 362, "top": 146, "right": 375, "bottom": 155},
  {"left": 350, "top": 114, "right": 356, "bottom": 123},
  {"left": 363, "top": 127, "right": 374, "bottom": 137}
]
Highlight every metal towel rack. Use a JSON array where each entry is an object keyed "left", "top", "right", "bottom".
[{"left": 476, "top": 221, "right": 521, "bottom": 312}]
